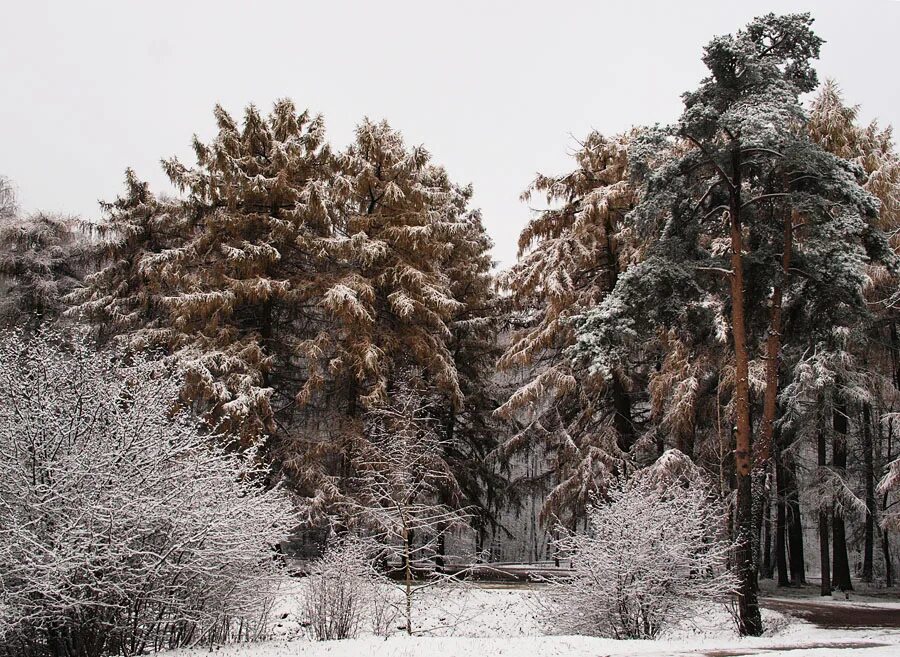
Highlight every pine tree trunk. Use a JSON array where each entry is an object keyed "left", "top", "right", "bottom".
[
  {"left": 785, "top": 456, "right": 806, "bottom": 585},
  {"left": 757, "top": 205, "right": 795, "bottom": 465},
  {"left": 775, "top": 450, "right": 790, "bottom": 586},
  {"left": 862, "top": 402, "right": 875, "bottom": 582},
  {"left": 883, "top": 418, "right": 895, "bottom": 588},
  {"left": 831, "top": 400, "right": 853, "bottom": 592},
  {"left": 752, "top": 204, "right": 795, "bottom": 581},
  {"left": 728, "top": 148, "right": 761, "bottom": 636},
  {"left": 818, "top": 427, "right": 832, "bottom": 596},
  {"left": 762, "top": 486, "right": 773, "bottom": 579},
  {"left": 883, "top": 496, "right": 894, "bottom": 588}
]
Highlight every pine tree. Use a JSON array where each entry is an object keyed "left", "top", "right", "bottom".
[{"left": 572, "top": 13, "right": 889, "bottom": 634}]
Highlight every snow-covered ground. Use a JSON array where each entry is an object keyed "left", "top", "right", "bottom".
[{"left": 158, "top": 582, "right": 900, "bottom": 657}]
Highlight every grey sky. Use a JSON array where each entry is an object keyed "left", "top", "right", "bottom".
[{"left": 2, "top": 0, "right": 898, "bottom": 268}]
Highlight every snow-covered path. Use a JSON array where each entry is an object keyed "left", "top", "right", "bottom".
[{"left": 762, "top": 597, "right": 900, "bottom": 629}]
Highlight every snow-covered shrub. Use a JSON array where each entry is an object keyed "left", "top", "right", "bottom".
[
  {"left": 0, "top": 331, "right": 292, "bottom": 657},
  {"left": 297, "top": 537, "right": 396, "bottom": 640},
  {"left": 545, "top": 455, "right": 736, "bottom": 639}
]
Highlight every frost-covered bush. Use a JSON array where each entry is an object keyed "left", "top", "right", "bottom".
[
  {"left": 546, "top": 459, "right": 736, "bottom": 639},
  {"left": 297, "top": 537, "right": 396, "bottom": 641},
  {"left": 0, "top": 332, "right": 292, "bottom": 657}
]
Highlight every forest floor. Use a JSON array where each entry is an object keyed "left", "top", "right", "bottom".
[{"left": 161, "top": 581, "right": 900, "bottom": 657}]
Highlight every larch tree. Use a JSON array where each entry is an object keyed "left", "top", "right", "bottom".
[
  {"left": 71, "top": 101, "right": 335, "bottom": 444},
  {"left": 497, "top": 132, "right": 641, "bottom": 526},
  {"left": 69, "top": 105, "right": 498, "bottom": 534},
  {"left": 316, "top": 119, "right": 467, "bottom": 408},
  {"left": 291, "top": 119, "right": 496, "bottom": 520}
]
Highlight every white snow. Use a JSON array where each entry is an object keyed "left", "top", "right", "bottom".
[{"left": 160, "top": 584, "right": 900, "bottom": 657}]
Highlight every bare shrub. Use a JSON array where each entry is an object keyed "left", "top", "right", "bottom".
[{"left": 297, "top": 537, "right": 396, "bottom": 641}]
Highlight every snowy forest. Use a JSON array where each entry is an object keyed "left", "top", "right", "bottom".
[{"left": 2, "top": 11, "right": 900, "bottom": 657}]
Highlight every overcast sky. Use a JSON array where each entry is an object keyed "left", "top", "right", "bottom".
[{"left": 2, "top": 0, "right": 898, "bottom": 267}]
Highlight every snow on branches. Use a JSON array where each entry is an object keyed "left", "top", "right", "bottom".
[
  {"left": 343, "top": 372, "right": 470, "bottom": 634},
  {"left": 544, "top": 458, "right": 736, "bottom": 639},
  {"left": 877, "top": 457, "right": 900, "bottom": 531},
  {"left": 496, "top": 131, "right": 640, "bottom": 525},
  {"left": 296, "top": 537, "right": 397, "bottom": 641},
  {"left": 0, "top": 331, "right": 292, "bottom": 657}
]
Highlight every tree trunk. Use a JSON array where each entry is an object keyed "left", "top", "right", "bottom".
[
  {"left": 775, "top": 450, "right": 790, "bottom": 586},
  {"left": 883, "top": 495, "right": 894, "bottom": 588},
  {"left": 752, "top": 203, "right": 795, "bottom": 581},
  {"left": 611, "top": 372, "right": 635, "bottom": 452},
  {"left": 603, "top": 211, "right": 635, "bottom": 455},
  {"left": 861, "top": 402, "right": 875, "bottom": 582},
  {"left": 831, "top": 400, "right": 853, "bottom": 592},
  {"left": 436, "top": 526, "right": 447, "bottom": 573},
  {"left": 818, "top": 426, "right": 831, "bottom": 596},
  {"left": 883, "top": 414, "right": 895, "bottom": 588},
  {"left": 775, "top": 457, "right": 790, "bottom": 586},
  {"left": 762, "top": 485, "right": 773, "bottom": 579},
  {"left": 785, "top": 455, "right": 806, "bottom": 585},
  {"left": 403, "top": 524, "right": 413, "bottom": 635},
  {"left": 728, "top": 147, "right": 761, "bottom": 636},
  {"left": 892, "top": 321, "right": 900, "bottom": 391},
  {"left": 757, "top": 205, "right": 795, "bottom": 465}
]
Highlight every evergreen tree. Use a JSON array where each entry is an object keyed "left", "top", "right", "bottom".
[
  {"left": 572, "top": 13, "right": 889, "bottom": 634},
  {"left": 804, "top": 80, "right": 900, "bottom": 588}
]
